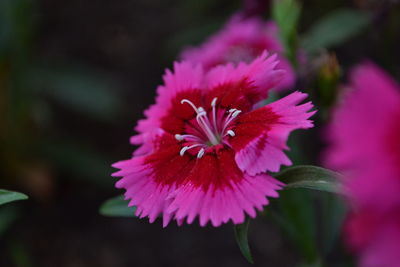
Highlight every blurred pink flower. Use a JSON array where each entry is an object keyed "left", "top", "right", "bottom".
[
  {"left": 112, "top": 53, "right": 314, "bottom": 227},
  {"left": 325, "top": 63, "right": 400, "bottom": 267},
  {"left": 180, "top": 16, "right": 296, "bottom": 91}
]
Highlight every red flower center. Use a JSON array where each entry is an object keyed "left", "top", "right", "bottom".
[{"left": 175, "top": 97, "right": 240, "bottom": 158}]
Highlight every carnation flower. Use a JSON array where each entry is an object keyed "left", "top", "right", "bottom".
[
  {"left": 325, "top": 63, "right": 400, "bottom": 267},
  {"left": 180, "top": 16, "right": 295, "bottom": 91},
  {"left": 113, "top": 53, "right": 314, "bottom": 227}
]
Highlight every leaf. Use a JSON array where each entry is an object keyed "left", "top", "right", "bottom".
[
  {"left": 29, "top": 65, "right": 122, "bottom": 121},
  {"left": 272, "top": 0, "right": 301, "bottom": 63},
  {"left": 0, "top": 189, "right": 28, "bottom": 206},
  {"left": 0, "top": 205, "right": 21, "bottom": 236},
  {"left": 234, "top": 217, "right": 254, "bottom": 264},
  {"left": 99, "top": 195, "right": 137, "bottom": 217},
  {"left": 270, "top": 189, "right": 319, "bottom": 263},
  {"left": 302, "top": 9, "right": 370, "bottom": 54},
  {"left": 39, "top": 139, "right": 114, "bottom": 188},
  {"left": 320, "top": 193, "right": 347, "bottom": 255},
  {"left": 275, "top": 165, "right": 341, "bottom": 194}
]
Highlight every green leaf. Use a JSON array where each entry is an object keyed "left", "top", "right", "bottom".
[
  {"left": 302, "top": 9, "right": 370, "bottom": 54},
  {"left": 99, "top": 195, "right": 136, "bottom": 217},
  {"left": 0, "top": 189, "right": 28, "bottom": 206},
  {"left": 29, "top": 65, "right": 122, "bottom": 121},
  {"left": 320, "top": 193, "right": 347, "bottom": 255},
  {"left": 39, "top": 139, "right": 114, "bottom": 188},
  {"left": 0, "top": 205, "right": 21, "bottom": 236},
  {"left": 275, "top": 165, "right": 341, "bottom": 193},
  {"left": 272, "top": 0, "right": 301, "bottom": 63},
  {"left": 270, "top": 189, "right": 319, "bottom": 263},
  {"left": 234, "top": 217, "right": 254, "bottom": 264}
]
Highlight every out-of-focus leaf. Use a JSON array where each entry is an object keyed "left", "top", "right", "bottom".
[
  {"left": 302, "top": 9, "right": 370, "bottom": 54},
  {"left": 234, "top": 217, "right": 254, "bottom": 264},
  {"left": 0, "top": 189, "right": 28, "bottom": 206},
  {"left": 10, "top": 241, "right": 33, "bottom": 267},
  {"left": 0, "top": 0, "right": 35, "bottom": 61},
  {"left": 99, "top": 195, "right": 136, "bottom": 217},
  {"left": 0, "top": 205, "right": 20, "bottom": 236},
  {"left": 39, "top": 139, "right": 114, "bottom": 188},
  {"left": 276, "top": 165, "right": 341, "bottom": 194},
  {"left": 270, "top": 189, "right": 318, "bottom": 263},
  {"left": 29, "top": 66, "right": 121, "bottom": 121},
  {"left": 298, "top": 260, "right": 323, "bottom": 267},
  {"left": 320, "top": 193, "right": 347, "bottom": 255},
  {"left": 272, "top": 0, "right": 301, "bottom": 63}
]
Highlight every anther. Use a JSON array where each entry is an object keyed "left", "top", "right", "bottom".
[
  {"left": 211, "top": 97, "right": 217, "bottom": 107},
  {"left": 197, "top": 148, "right": 205, "bottom": 158},
  {"left": 179, "top": 146, "right": 189, "bottom": 156},
  {"left": 232, "top": 110, "right": 242, "bottom": 118},
  {"left": 175, "top": 134, "right": 184, "bottom": 141},
  {"left": 227, "top": 130, "right": 235, "bottom": 137},
  {"left": 181, "top": 99, "right": 199, "bottom": 113}
]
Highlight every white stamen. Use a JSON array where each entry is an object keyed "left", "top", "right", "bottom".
[
  {"left": 211, "top": 98, "right": 218, "bottom": 132},
  {"left": 197, "top": 111, "right": 207, "bottom": 117},
  {"left": 179, "top": 146, "right": 189, "bottom": 156},
  {"left": 211, "top": 97, "right": 217, "bottom": 107},
  {"left": 196, "top": 113, "right": 219, "bottom": 145},
  {"left": 197, "top": 148, "right": 205, "bottom": 158},
  {"left": 232, "top": 110, "right": 242, "bottom": 118},
  {"left": 175, "top": 134, "right": 184, "bottom": 141},
  {"left": 181, "top": 99, "right": 199, "bottom": 112},
  {"left": 179, "top": 144, "right": 203, "bottom": 156},
  {"left": 178, "top": 97, "right": 242, "bottom": 157},
  {"left": 227, "top": 130, "right": 235, "bottom": 137},
  {"left": 222, "top": 109, "right": 242, "bottom": 134}
]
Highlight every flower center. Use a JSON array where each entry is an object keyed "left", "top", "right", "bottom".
[{"left": 175, "top": 97, "right": 241, "bottom": 158}]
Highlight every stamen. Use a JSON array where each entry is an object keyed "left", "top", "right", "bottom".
[
  {"left": 175, "top": 134, "right": 203, "bottom": 142},
  {"left": 179, "top": 146, "right": 189, "bottom": 156},
  {"left": 196, "top": 113, "right": 219, "bottom": 145},
  {"left": 197, "top": 148, "right": 205, "bottom": 158},
  {"left": 179, "top": 144, "right": 203, "bottom": 156},
  {"left": 232, "top": 110, "right": 242, "bottom": 118},
  {"left": 181, "top": 99, "right": 199, "bottom": 113},
  {"left": 211, "top": 97, "right": 218, "bottom": 132},
  {"left": 211, "top": 97, "right": 217, "bottom": 107},
  {"left": 226, "top": 130, "right": 235, "bottom": 137},
  {"left": 222, "top": 109, "right": 242, "bottom": 134},
  {"left": 175, "top": 134, "right": 184, "bottom": 141},
  {"left": 178, "top": 97, "right": 241, "bottom": 156}
]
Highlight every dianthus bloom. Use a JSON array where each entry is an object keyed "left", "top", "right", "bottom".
[
  {"left": 112, "top": 53, "right": 314, "bottom": 227},
  {"left": 325, "top": 63, "right": 400, "bottom": 267},
  {"left": 180, "top": 16, "right": 295, "bottom": 91}
]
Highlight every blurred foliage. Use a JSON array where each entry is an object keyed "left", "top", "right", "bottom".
[
  {"left": 276, "top": 165, "right": 341, "bottom": 194},
  {"left": 301, "top": 9, "right": 370, "bottom": 55},
  {"left": 272, "top": 189, "right": 319, "bottom": 264},
  {"left": 0, "top": 189, "right": 28, "bottom": 206},
  {"left": 0, "top": 205, "right": 20, "bottom": 237},
  {"left": 0, "top": 0, "right": 122, "bottom": 200},
  {"left": 272, "top": 0, "right": 302, "bottom": 65},
  {"left": 234, "top": 217, "right": 253, "bottom": 264},
  {"left": 0, "top": 0, "right": 399, "bottom": 266},
  {"left": 99, "top": 194, "right": 136, "bottom": 217}
]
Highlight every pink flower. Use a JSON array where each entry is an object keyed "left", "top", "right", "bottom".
[
  {"left": 325, "top": 63, "right": 400, "bottom": 267},
  {"left": 112, "top": 53, "right": 315, "bottom": 227},
  {"left": 180, "top": 16, "right": 295, "bottom": 91}
]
